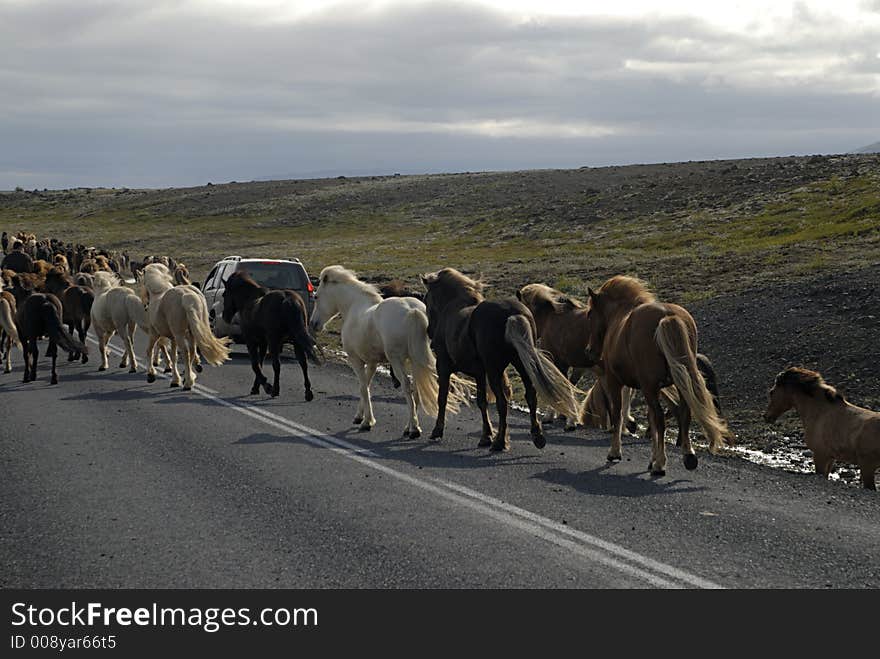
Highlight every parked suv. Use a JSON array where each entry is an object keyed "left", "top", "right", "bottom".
[{"left": 203, "top": 256, "right": 316, "bottom": 341}]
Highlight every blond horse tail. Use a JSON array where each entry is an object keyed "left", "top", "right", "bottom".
[
  {"left": 654, "top": 315, "right": 731, "bottom": 453},
  {"left": 183, "top": 297, "right": 230, "bottom": 366},
  {"left": 124, "top": 292, "right": 150, "bottom": 332},
  {"left": 504, "top": 315, "right": 580, "bottom": 420},
  {"left": 579, "top": 383, "right": 610, "bottom": 429},
  {"left": 405, "top": 309, "right": 441, "bottom": 417},
  {"left": 0, "top": 298, "right": 21, "bottom": 348}
]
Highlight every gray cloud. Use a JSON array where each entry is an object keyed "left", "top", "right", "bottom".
[{"left": 1, "top": 0, "right": 878, "bottom": 188}]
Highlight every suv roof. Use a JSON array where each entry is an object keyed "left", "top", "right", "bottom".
[{"left": 218, "top": 255, "right": 304, "bottom": 264}]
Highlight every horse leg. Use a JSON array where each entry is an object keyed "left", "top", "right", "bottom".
[
  {"left": 3, "top": 335, "right": 10, "bottom": 373},
  {"left": 389, "top": 363, "right": 401, "bottom": 389},
  {"left": 358, "top": 362, "right": 378, "bottom": 431},
  {"left": 168, "top": 338, "right": 181, "bottom": 387},
  {"left": 390, "top": 355, "right": 418, "bottom": 438},
  {"left": 146, "top": 333, "right": 159, "bottom": 382},
  {"left": 66, "top": 321, "right": 76, "bottom": 361},
  {"left": 487, "top": 369, "right": 510, "bottom": 452},
  {"left": 178, "top": 333, "right": 195, "bottom": 390},
  {"left": 124, "top": 323, "right": 137, "bottom": 373},
  {"left": 247, "top": 340, "right": 266, "bottom": 395},
  {"left": 676, "top": 398, "right": 698, "bottom": 470},
  {"left": 258, "top": 340, "right": 272, "bottom": 395},
  {"left": 645, "top": 389, "right": 666, "bottom": 476},
  {"left": 293, "top": 342, "right": 314, "bottom": 402},
  {"left": 513, "top": 357, "right": 544, "bottom": 449},
  {"left": 813, "top": 452, "right": 833, "bottom": 478},
  {"left": 859, "top": 461, "right": 877, "bottom": 491},
  {"left": 193, "top": 347, "right": 203, "bottom": 373},
  {"left": 621, "top": 386, "right": 638, "bottom": 435},
  {"left": 98, "top": 327, "right": 111, "bottom": 371},
  {"left": 268, "top": 336, "right": 282, "bottom": 397},
  {"left": 48, "top": 339, "right": 58, "bottom": 385},
  {"left": 347, "top": 355, "right": 367, "bottom": 425},
  {"left": 606, "top": 378, "right": 625, "bottom": 462},
  {"left": 475, "top": 371, "right": 494, "bottom": 446},
  {"left": 80, "top": 315, "right": 90, "bottom": 364},
  {"left": 22, "top": 338, "right": 33, "bottom": 383},
  {"left": 429, "top": 362, "right": 452, "bottom": 440}
]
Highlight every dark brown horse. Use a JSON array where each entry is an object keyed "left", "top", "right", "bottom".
[
  {"left": 44, "top": 267, "right": 93, "bottom": 363},
  {"left": 585, "top": 275, "right": 730, "bottom": 475},
  {"left": 422, "top": 268, "right": 580, "bottom": 452},
  {"left": 15, "top": 290, "right": 87, "bottom": 384},
  {"left": 222, "top": 271, "right": 320, "bottom": 400}
]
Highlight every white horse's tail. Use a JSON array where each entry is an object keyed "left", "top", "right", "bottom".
[
  {"left": 654, "top": 315, "right": 732, "bottom": 453},
  {"left": 183, "top": 297, "right": 231, "bottom": 366},
  {"left": 405, "top": 309, "right": 471, "bottom": 417},
  {"left": 505, "top": 315, "right": 580, "bottom": 420},
  {"left": 0, "top": 297, "right": 20, "bottom": 348}
]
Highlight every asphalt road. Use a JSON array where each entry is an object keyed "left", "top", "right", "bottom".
[{"left": 2, "top": 333, "right": 879, "bottom": 588}]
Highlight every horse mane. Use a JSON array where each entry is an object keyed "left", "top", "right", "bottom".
[
  {"left": 776, "top": 367, "right": 845, "bottom": 404},
  {"left": 596, "top": 275, "right": 656, "bottom": 305},
  {"left": 319, "top": 265, "right": 382, "bottom": 300},
  {"left": 142, "top": 262, "right": 174, "bottom": 293},
  {"left": 227, "top": 270, "right": 265, "bottom": 294},
  {"left": 520, "top": 283, "right": 585, "bottom": 312},
  {"left": 92, "top": 270, "right": 121, "bottom": 291},
  {"left": 421, "top": 268, "right": 485, "bottom": 303}
]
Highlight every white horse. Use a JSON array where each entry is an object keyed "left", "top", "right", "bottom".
[
  {"left": 309, "top": 265, "right": 468, "bottom": 437},
  {"left": 91, "top": 271, "right": 149, "bottom": 372},
  {"left": 140, "top": 263, "right": 231, "bottom": 389}
]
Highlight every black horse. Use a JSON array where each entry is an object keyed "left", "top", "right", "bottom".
[
  {"left": 222, "top": 271, "right": 320, "bottom": 400},
  {"left": 421, "top": 268, "right": 580, "bottom": 452},
  {"left": 15, "top": 291, "right": 87, "bottom": 384},
  {"left": 44, "top": 267, "right": 93, "bottom": 364}
]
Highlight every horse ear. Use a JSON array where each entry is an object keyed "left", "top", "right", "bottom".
[
  {"left": 588, "top": 287, "right": 599, "bottom": 303},
  {"left": 515, "top": 289, "right": 522, "bottom": 300}
]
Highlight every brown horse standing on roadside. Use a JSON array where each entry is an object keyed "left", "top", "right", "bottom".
[
  {"left": 585, "top": 275, "right": 730, "bottom": 475},
  {"left": 0, "top": 282, "right": 21, "bottom": 373},
  {"left": 422, "top": 268, "right": 580, "bottom": 452},
  {"left": 44, "top": 267, "right": 93, "bottom": 364},
  {"left": 517, "top": 282, "right": 639, "bottom": 432},
  {"left": 765, "top": 367, "right": 880, "bottom": 490}
]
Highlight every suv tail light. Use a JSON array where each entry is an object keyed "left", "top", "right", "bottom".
[{"left": 307, "top": 280, "right": 315, "bottom": 293}]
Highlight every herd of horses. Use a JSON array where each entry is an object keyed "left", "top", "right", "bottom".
[{"left": 1, "top": 233, "right": 878, "bottom": 489}]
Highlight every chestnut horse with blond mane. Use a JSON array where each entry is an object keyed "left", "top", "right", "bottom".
[{"left": 586, "top": 275, "right": 730, "bottom": 475}]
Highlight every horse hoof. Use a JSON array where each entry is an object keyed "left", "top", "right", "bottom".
[
  {"left": 607, "top": 454, "right": 622, "bottom": 463},
  {"left": 358, "top": 424, "right": 372, "bottom": 433},
  {"left": 392, "top": 378, "right": 401, "bottom": 389},
  {"left": 99, "top": 365, "right": 107, "bottom": 372},
  {"left": 477, "top": 436, "right": 492, "bottom": 447},
  {"left": 430, "top": 428, "right": 443, "bottom": 441},
  {"left": 490, "top": 441, "right": 510, "bottom": 452},
  {"left": 305, "top": 390, "right": 314, "bottom": 402},
  {"left": 163, "top": 367, "right": 172, "bottom": 374},
  {"left": 625, "top": 419, "right": 638, "bottom": 434},
  {"left": 119, "top": 361, "right": 127, "bottom": 369},
  {"left": 147, "top": 373, "right": 156, "bottom": 383},
  {"left": 262, "top": 383, "right": 273, "bottom": 395},
  {"left": 409, "top": 429, "right": 421, "bottom": 440},
  {"left": 532, "top": 433, "right": 546, "bottom": 449},
  {"left": 683, "top": 453, "right": 698, "bottom": 470},
  {"left": 183, "top": 385, "right": 192, "bottom": 391},
  {"left": 81, "top": 356, "right": 88, "bottom": 364},
  {"left": 67, "top": 355, "right": 75, "bottom": 362},
  {"left": 250, "top": 387, "right": 260, "bottom": 395},
  {"left": 194, "top": 363, "right": 203, "bottom": 373},
  {"left": 651, "top": 468, "right": 666, "bottom": 477},
  {"left": 353, "top": 416, "right": 363, "bottom": 425},
  {"left": 170, "top": 381, "right": 180, "bottom": 388},
  {"left": 564, "top": 424, "right": 577, "bottom": 432},
  {"left": 50, "top": 376, "right": 58, "bottom": 385}
]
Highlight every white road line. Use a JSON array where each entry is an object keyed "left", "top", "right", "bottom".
[{"left": 89, "top": 336, "right": 724, "bottom": 589}]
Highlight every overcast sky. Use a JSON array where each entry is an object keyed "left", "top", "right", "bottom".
[{"left": 1, "top": 0, "right": 879, "bottom": 189}]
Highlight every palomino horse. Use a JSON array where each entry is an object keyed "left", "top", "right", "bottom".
[
  {"left": 223, "top": 271, "right": 320, "bottom": 400},
  {"left": 517, "top": 283, "right": 637, "bottom": 432},
  {"left": 310, "top": 265, "right": 466, "bottom": 437},
  {"left": 765, "top": 367, "right": 879, "bottom": 490},
  {"left": 15, "top": 290, "right": 87, "bottom": 384},
  {"left": 0, "top": 279, "right": 21, "bottom": 373},
  {"left": 422, "top": 269, "right": 580, "bottom": 452},
  {"left": 140, "top": 263, "right": 230, "bottom": 389},
  {"left": 585, "top": 275, "right": 730, "bottom": 475},
  {"left": 44, "top": 267, "right": 93, "bottom": 364},
  {"left": 91, "top": 271, "right": 149, "bottom": 373}
]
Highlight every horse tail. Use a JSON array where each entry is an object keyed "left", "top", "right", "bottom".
[
  {"left": 405, "top": 308, "right": 441, "bottom": 417},
  {"left": 283, "top": 297, "right": 320, "bottom": 364},
  {"left": 183, "top": 297, "right": 230, "bottom": 366},
  {"left": 43, "top": 301, "right": 87, "bottom": 355},
  {"left": 578, "top": 383, "right": 610, "bottom": 429},
  {"left": 696, "top": 353, "right": 722, "bottom": 414},
  {"left": 654, "top": 316, "right": 732, "bottom": 453},
  {"left": 0, "top": 298, "right": 20, "bottom": 347},
  {"left": 504, "top": 315, "right": 580, "bottom": 420}
]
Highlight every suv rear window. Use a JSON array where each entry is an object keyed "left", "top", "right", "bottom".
[{"left": 235, "top": 262, "right": 307, "bottom": 290}]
